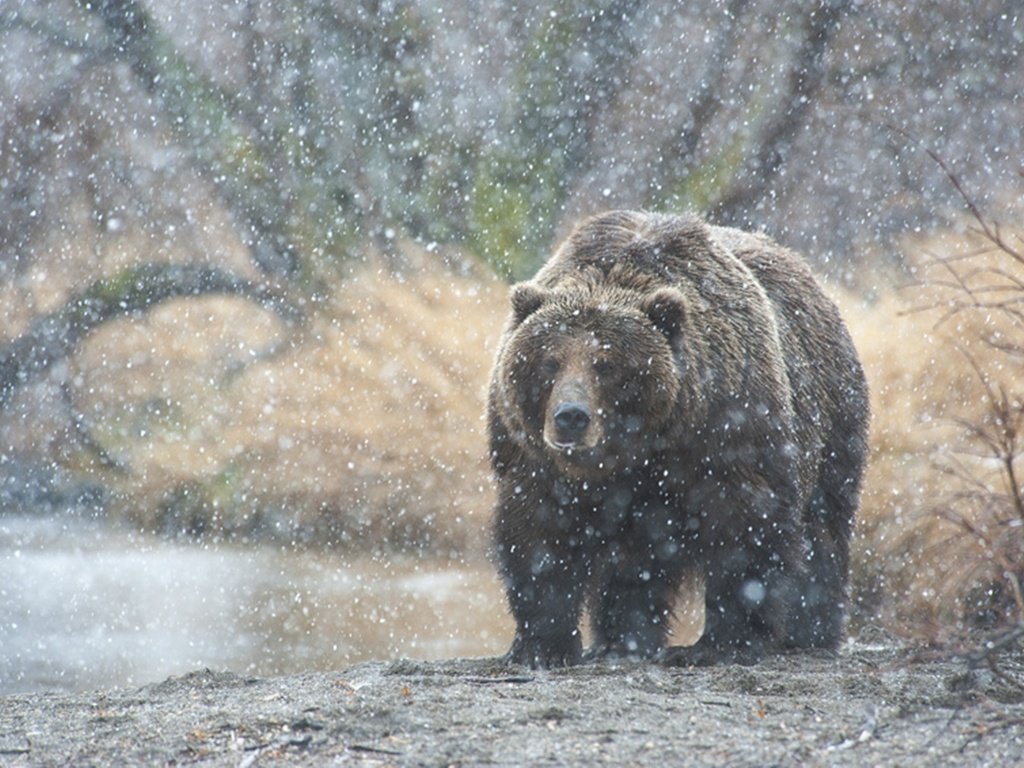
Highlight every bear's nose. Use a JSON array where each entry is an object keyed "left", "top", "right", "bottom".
[{"left": 553, "top": 402, "right": 591, "bottom": 442}]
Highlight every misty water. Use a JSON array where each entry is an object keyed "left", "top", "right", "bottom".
[{"left": 0, "top": 516, "right": 508, "bottom": 695}]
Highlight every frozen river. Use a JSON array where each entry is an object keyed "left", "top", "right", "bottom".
[{"left": 0, "top": 516, "right": 509, "bottom": 694}]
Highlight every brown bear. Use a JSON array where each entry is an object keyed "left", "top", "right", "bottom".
[{"left": 488, "top": 210, "right": 869, "bottom": 668}]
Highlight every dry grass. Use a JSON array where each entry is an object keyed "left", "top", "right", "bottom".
[
  {"left": 68, "top": 245, "right": 506, "bottom": 553},
  {"left": 839, "top": 223, "right": 1024, "bottom": 635}
]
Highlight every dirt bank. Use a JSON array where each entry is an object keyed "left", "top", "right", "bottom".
[{"left": 1, "top": 639, "right": 1022, "bottom": 766}]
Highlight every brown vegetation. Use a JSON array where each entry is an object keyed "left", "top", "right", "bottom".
[
  {"left": 840, "top": 207, "right": 1024, "bottom": 635},
  {"left": 47, "top": 245, "right": 506, "bottom": 553}
]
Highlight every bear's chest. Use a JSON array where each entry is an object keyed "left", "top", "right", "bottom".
[{"left": 554, "top": 472, "right": 687, "bottom": 543}]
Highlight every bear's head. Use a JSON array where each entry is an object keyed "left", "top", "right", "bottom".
[{"left": 496, "top": 281, "right": 688, "bottom": 478}]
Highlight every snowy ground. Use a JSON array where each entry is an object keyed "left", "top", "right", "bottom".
[{"left": 2, "top": 641, "right": 1022, "bottom": 766}]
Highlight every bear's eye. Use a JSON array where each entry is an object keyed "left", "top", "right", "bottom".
[
  {"left": 594, "top": 359, "right": 617, "bottom": 379},
  {"left": 539, "top": 358, "right": 561, "bottom": 381}
]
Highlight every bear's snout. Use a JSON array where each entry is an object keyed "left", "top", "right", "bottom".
[
  {"left": 552, "top": 402, "right": 591, "bottom": 446},
  {"left": 542, "top": 357, "right": 602, "bottom": 455}
]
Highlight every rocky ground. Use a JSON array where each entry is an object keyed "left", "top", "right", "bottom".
[{"left": 1, "top": 637, "right": 1022, "bottom": 767}]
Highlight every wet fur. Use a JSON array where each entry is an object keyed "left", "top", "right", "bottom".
[{"left": 488, "top": 211, "right": 869, "bottom": 668}]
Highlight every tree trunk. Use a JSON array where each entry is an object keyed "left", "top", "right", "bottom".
[
  {"left": 78, "top": 0, "right": 303, "bottom": 278},
  {"left": 712, "top": 0, "right": 852, "bottom": 227}
]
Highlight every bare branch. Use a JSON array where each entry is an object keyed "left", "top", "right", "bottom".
[
  {"left": 0, "top": 263, "right": 300, "bottom": 410},
  {"left": 923, "top": 147, "right": 1024, "bottom": 266}
]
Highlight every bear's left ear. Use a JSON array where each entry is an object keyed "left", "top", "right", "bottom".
[
  {"left": 641, "top": 288, "right": 686, "bottom": 340},
  {"left": 510, "top": 283, "right": 549, "bottom": 324}
]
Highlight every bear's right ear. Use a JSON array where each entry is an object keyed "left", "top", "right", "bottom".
[
  {"left": 509, "top": 283, "right": 548, "bottom": 324},
  {"left": 641, "top": 288, "right": 686, "bottom": 340}
]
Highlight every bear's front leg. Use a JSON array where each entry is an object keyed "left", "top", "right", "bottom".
[
  {"left": 587, "top": 510, "right": 687, "bottom": 660},
  {"left": 494, "top": 492, "right": 587, "bottom": 668},
  {"left": 500, "top": 546, "right": 586, "bottom": 668},
  {"left": 660, "top": 466, "right": 805, "bottom": 666},
  {"left": 587, "top": 562, "right": 679, "bottom": 660}
]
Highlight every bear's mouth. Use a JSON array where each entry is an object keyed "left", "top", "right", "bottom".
[
  {"left": 543, "top": 438, "right": 617, "bottom": 476},
  {"left": 544, "top": 435, "right": 600, "bottom": 456},
  {"left": 546, "top": 439, "right": 583, "bottom": 453}
]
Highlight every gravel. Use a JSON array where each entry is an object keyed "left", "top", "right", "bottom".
[{"left": 2, "top": 640, "right": 1022, "bottom": 766}]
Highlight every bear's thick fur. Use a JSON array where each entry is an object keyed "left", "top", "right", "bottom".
[{"left": 488, "top": 211, "right": 869, "bottom": 668}]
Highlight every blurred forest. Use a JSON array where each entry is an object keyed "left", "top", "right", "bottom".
[{"left": 1, "top": 0, "right": 1022, "bottom": 635}]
